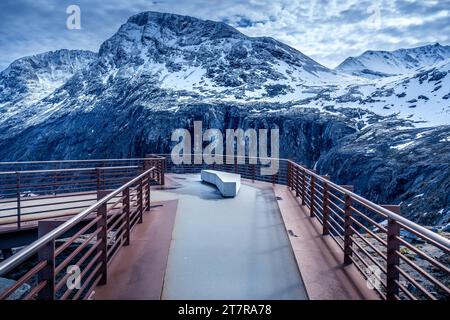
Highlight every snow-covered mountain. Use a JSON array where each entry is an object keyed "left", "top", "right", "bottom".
[
  {"left": 0, "top": 49, "right": 96, "bottom": 105},
  {"left": 0, "top": 11, "right": 449, "bottom": 225},
  {"left": 0, "top": 11, "right": 363, "bottom": 135},
  {"left": 354, "top": 59, "right": 450, "bottom": 125},
  {"left": 0, "top": 49, "right": 96, "bottom": 127},
  {"left": 335, "top": 43, "right": 450, "bottom": 78},
  {"left": 87, "top": 11, "right": 354, "bottom": 102},
  {"left": 1, "top": 12, "right": 449, "bottom": 128}
]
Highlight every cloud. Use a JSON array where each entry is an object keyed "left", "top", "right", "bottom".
[{"left": 0, "top": 0, "right": 449, "bottom": 70}]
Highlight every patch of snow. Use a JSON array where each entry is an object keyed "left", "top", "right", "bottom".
[{"left": 390, "top": 141, "right": 414, "bottom": 150}]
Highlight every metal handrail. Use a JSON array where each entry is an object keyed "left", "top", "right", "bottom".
[
  {"left": 0, "top": 157, "right": 165, "bottom": 166},
  {"left": 286, "top": 160, "right": 450, "bottom": 249},
  {"left": 0, "top": 166, "right": 157, "bottom": 276},
  {"left": 0, "top": 165, "right": 140, "bottom": 175}
]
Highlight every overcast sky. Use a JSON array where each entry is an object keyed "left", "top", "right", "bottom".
[{"left": 1, "top": 0, "right": 449, "bottom": 70}]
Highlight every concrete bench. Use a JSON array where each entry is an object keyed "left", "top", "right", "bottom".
[{"left": 200, "top": 170, "right": 241, "bottom": 197}]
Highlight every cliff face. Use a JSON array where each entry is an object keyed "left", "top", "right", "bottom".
[{"left": 0, "top": 100, "right": 448, "bottom": 225}]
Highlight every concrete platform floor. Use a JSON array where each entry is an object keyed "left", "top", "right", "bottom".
[
  {"left": 161, "top": 174, "right": 307, "bottom": 300},
  {"left": 93, "top": 199, "right": 178, "bottom": 299}
]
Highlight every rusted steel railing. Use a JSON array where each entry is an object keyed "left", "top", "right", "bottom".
[
  {"left": 286, "top": 160, "right": 450, "bottom": 300},
  {"left": 0, "top": 158, "right": 165, "bottom": 230},
  {"left": 0, "top": 160, "right": 165, "bottom": 300}
]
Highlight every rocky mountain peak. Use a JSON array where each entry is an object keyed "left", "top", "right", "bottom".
[
  {"left": 95, "top": 11, "right": 333, "bottom": 95},
  {"left": 98, "top": 11, "right": 248, "bottom": 60},
  {"left": 1, "top": 49, "right": 96, "bottom": 76},
  {"left": 0, "top": 49, "right": 96, "bottom": 105},
  {"left": 126, "top": 11, "right": 245, "bottom": 41}
]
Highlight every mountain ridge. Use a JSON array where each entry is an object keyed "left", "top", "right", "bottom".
[
  {"left": 1, "top": 11, "right": 449, "bottom": 129},
  {"left": 336, "top": 43, "right": 450, "bottom": 78}
]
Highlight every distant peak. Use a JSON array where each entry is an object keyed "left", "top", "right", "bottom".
[
  {"left": 3, "top": 49, "right": 96, "bottom": 72},
  {"left": 335, "top": 42, "right": 450, "bottom": 78}
]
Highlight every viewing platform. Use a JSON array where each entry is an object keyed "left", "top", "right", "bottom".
[
  {"left": 93, "top": 173, "right": 376, "bottom": 300},
  {"left": 0, "top": 156, "right": 448, "bottom": 300}
]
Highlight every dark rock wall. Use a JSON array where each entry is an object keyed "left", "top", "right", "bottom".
[{"left": 0, "top": 104, "right": 448, "bottom": 225}]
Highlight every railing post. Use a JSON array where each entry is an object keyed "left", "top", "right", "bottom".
[
  {"left": 96, "top": 168, "right": 101, "bottom": 192},
  {"left": 301, "top": 169, "right": 306, "bottom": 205},
  {"left": 37, "top": 221, "right": 55, "bottom": 300},
  {"left": 287, "top": 162, "right": 291, "bottom": 189},
  {"left": 244, "top": 161, "right": 249, "bottom": 180},
  {"left": 161, "top": 158, "right": 165, "bottom": 186},
  {"left": 294, "top": 166, "right": 299, "bottom": 197},
  {"left": 143, "top": 158, "right": 150, "bottom": 171},
  {"left": 16, "top": 172, "right": 21, "bottom": 230},
  {"left": 384, "top": 205, "right": 401, "bottom": 300},
  {"left": 310, "top": 175, "right": 315, "bottom": 217},
  {"left": 138, "top": 178, "right": 143, "bottom": 224},
  {"left": 290, "top": 163, "right": 294, "bottom": 189},
  {"left": 252, "top": 164, "right": 256, "bottom": 183},
  {"left": 123, "top": 187, "right": 130, "bottom": 246},
  {"left": 157, "top": 160, "right": 162, "bottom": 185},
  {"left": 294, "top": 166, "right": 299, "bottom": 196},
  {"left": 291, "top": 164, "right": 298, "bottom": 189},
  {"left": 96, "top": 192, "right": 108, "bottom": 286},
  {"left": 343, "top": 186, "right": 354, "bottom": 266},
  {"left": 52, "top": 171, "right": 56, "bottom": 196},
  {"left": 146, "top": 172, "right": 151, "bottom": 212},
  {"left": 290, "top": 164, "right": 294, "bottom": 191},
  {"left": 151, "top": 159, "right": 156, "bottom": 180},
  {"left": 322, "top": 176, "right": 330, "bottom": 235}
]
